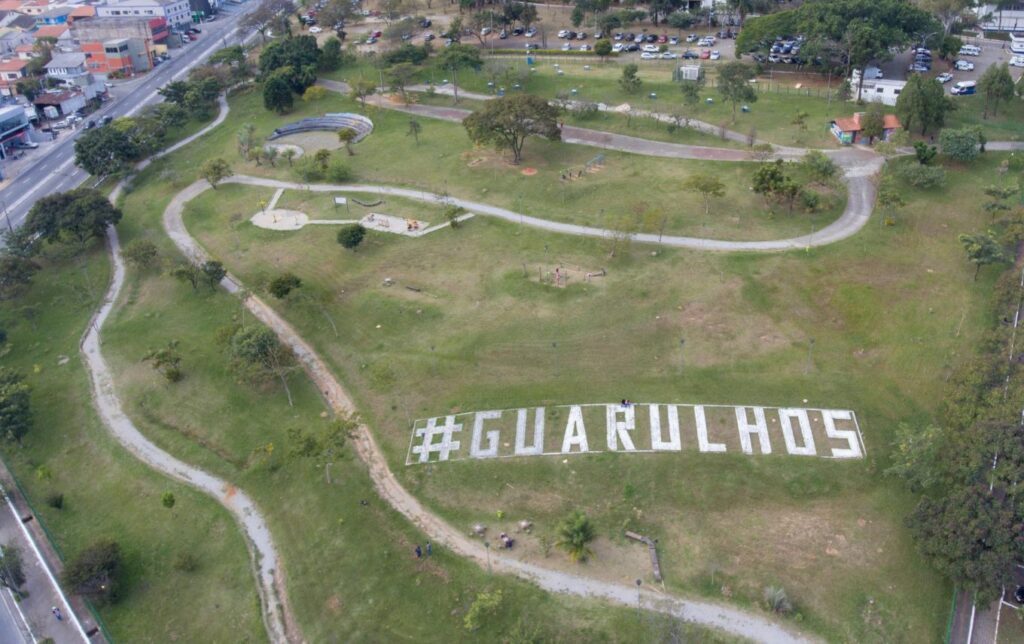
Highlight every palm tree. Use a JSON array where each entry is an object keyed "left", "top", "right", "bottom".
[{"left": 555, "top": 511, "right": 596, "bottom": 563}]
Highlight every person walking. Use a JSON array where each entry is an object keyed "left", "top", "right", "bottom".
[
  {"left": 426, "top": 542, "right": 432, "bottom": 557},
  {"left": 52, "top": 606, "right": 63, "bottom": 621},
  {"left": 414, "top": 544, "right": 422, "bottom": 559}
]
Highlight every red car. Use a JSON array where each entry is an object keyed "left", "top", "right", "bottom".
[
  {"left": 372, "top": 30, "right": 382, "bottom": 38},
  {"left": 658, "top": 34, "right": 668, "bottom": 43},
  {"left": 699, "top": 49, "right": 711, "bottom": 59}
]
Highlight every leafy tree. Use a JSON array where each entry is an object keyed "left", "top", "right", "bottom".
[
  {"left": 319, "top": 36, "right": 343, "bottom": 71},
  {"left": 464, "top": 589, "right": 504, "bottom": 631},
  {"left": 263, "top": 75, "right": 294, "bottom": 113},
  {"left": 144, "top": 341, "right": 183, "bottom": 382},
  {"left": 938, "top": 34, "right": 963, "bottom": 60},
  {"left": 161, "top": 492, "right": 175, "bottom": 509},
  {"left": 0, "top": 368, "right": 31, "bottom": 444},
  {"left": 74, "top": 118, "right": 163, "bottom": 177},
  {"left": 241, "top": 0, "right": 295, "bottom": 42},
  {"left": 237, "top": 123, "right": 256, "bottom": 160},
  {"left": 170, "top": 262, "right": 203, "bottom": 290},
  {"left": 230, "top": 326, "right": 298, "bottom": 406},
  {"left": 337, "top": 224, "right": 366, "bottom": 250},
  {"left": 717, "top": 62, "right": 757, "bottom": 122},
  {"left": 909, "top": 483, "right": 1023, "bottom": 600},
  {"left": 877, "top": 179, "right": 906, "bottom": 224},
  {"left": 15, "top": 78, "right": 41, "bottom": 101},
  {"left": 350, "top": 78, "right": 377, "bottom": 110},
  {"left": 259, "top": 34, "right": 320, "bottom": 92},
  {"left": 268, "top": 272, "right": 302, "bottom": 299},
  {"left": 201, "top": 261, "right": 226, "bottom": 290},
  {"left": 940, "top": 127, "right": 982, "bottom": 163},
  {"left": 681, "top": 174, "right": 726, "bottom": 225},
  {"left": 913, "top": 141, "right": 937, "bottom": 166},
  {"left": 896, "top": 73, "right": 954, "bottom": 136},
  {"left": 281, "top": 147, "right": 297, "bottom": 166},
  {"left": 314, "top": 148, "right": 331, "bottom": 170},
  {"left": 302, "top": 85, "right": 327, "bottom": 102},
  {"left": 382, "top": 43, "right": 431, "bottom": 66},
  {"left": 122, "top": 240, "right": 160, "bottom": 270},
  {"left": 326, "top": 157, "right": 352, "bottom": 182},
  {"left": 801, "top": 150, "right": 837, "bottom": 184},
  {"left": 24, "top": 188, "right": 122, "bottom": 246},
  {"left": 287, "top": 418, "right": 348, "bottom": 463},
  {"left": 63, "top": 539, "right": 121, "bottom": 603},
  {"left": 618, "top": 63, "right": 642, "bottom": 95},
  {"left": 886, "top": 423, "right": 950, "bottom": 492},
  {"left": 462, "top": 94, "right": 561, "bottom": 164},
  {"left": 983, "top": 185, "right": 1018, "bottom": 222},
  {"left": 0, "top": 256, "right": 39, "bottom": 301},
  {"left": 445, "top": 205, "right": 466, "bottom": 228},
  {"left": 387, "top": 62, "right": 418, "bottom": 103},
  {"left": 200, "top": 158, "right": 232, "bottom": 189},
  {"left": 896, "top": 163, "right": 946, "bottom": 188},
  {"left": 594, "top": 39, "right": 613, "bottom": 60},
  {"left": 407, "top": 118, "right": 422, "bottom": 145},
  {"left": 442, "top": 16, "right": 463, "bottom": 43},
  {"left": 555, "top": 510, "right": 596, "bottom": 562},
  {"left": 437, "top": 44, "right": 483, "bottom": 103},
  {"left": 0, "top": 545, "right": 25, "bottom": 592},
  {"left": 958, "top": 231, "right": 1009, "bottom": 280},
  {"left": 148, "top": 103, "right": 188, "bottom": 130},
  {"left": 978, "top": 62, "right": 1015, "bottom": 119},
  {"left": 751, "top": 159, "right": 787, "bottom": 204},
  {"left": 859, "top": 104, "right": 886, "bottom": 145}
]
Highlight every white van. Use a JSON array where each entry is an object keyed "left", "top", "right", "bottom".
[
  {"left": 950, "top": 80, "right": 976, "bottom": 95},
  {"left": 959, "top": 44, "right": 981, "bottom": 56},
  {"left": 1011, "top": 41, "right": 1024, "bottom": 55}
]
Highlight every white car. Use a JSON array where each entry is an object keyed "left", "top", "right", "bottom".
[
  {"left": 1011, "top": 55, "right": 1024, "bottom": 67},
  {"left": 525, "top": 27, "right": 537, "bottom": 37},
  {"left": 480, "top": 27, "right": 491, "bottom": 36},
  {"left": 612, "top": 43, "right": 625, "bottom": 52},
  {"left": 309, "top": 26, "right": 322, "bottom": 34},
  {"left": 642, "top": 44, "right": 659, "bottom": 53},
  {"left": 954, "top": 59, "right": 975, "bottom": 71},
  {"left": 579, "top": 44, "right": 591, "bottom": 51},
  {"left": 558, "top": 29, "right": 569, "bottom": 38},
  {"left": 936, "top": 72, "right": 954, "bottom": 83},
  {"left": 561, "top": 42, "right": 572, "bottom": 51},
  {"left": 710, "top": 50, "right": 720, "bottom": 60},
  {"left": 660, "top": 51, "right": 676, "bottom": 59},
  {"left": 640, "top": 51, "right": 657, "bottom": 60}
]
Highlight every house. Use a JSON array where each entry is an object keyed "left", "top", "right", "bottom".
[
  {"left": 96, "top": 0, "right": 191, "bottom": 27},
  {"left": 0, "top": 103, "right": 31, "bottom": 159},
  {"left": 33, "top": 24, "right": 72, "bottom": 50},
  {"left": 80, "top": 36, "right": 151, "bottom": 74},
  {"left": 16, "top": 1, "right": 49, "bottom": 17},
  {"left": 36, "top": 6, "right": 73, "bottom": 26},
  {"left": 32, "top": 89, "right": 86, "bottom": 116},
  {"left": 69, "top": 5, "right": 95, "bottom": 21},
  {"left": 830, "top": 112, "right": 902, "bottom": 145},
  {"left": 44, "top": 51, "right": 86, "bottom": 80},
  {"left": 73, "top": 16, "right": 167, "bottom": 71},
  {"left": 0, "top": 57, "right": 27, "bottom": 95},
  {"left": 0, "top": 26, "right": 32, "bottom": 55}
]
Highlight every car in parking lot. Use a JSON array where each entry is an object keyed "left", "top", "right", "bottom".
[
  {"left": 612, "top": 43, "right": 625, "bottom": 52},
  {"left": 525, "top": 27, "right": 537, "bottom": 37},
  {"left": 613, "top": 32, "right": 623, "bottom": 40},
  {"left": 577, "top": 32, "right": 587, "bottom": 40},
  {"left": 660, "top": 51, "right": 676, "bottom": 59},
  {"left": 936, "top": 72, "right": 954, "bottom": 83},
  {"left": 1011, "top": 55, "right": 1024, "bottom": 67},
  {"left": 699, "top": 49, "right": 711, "bottom": 59},
  {"left": 950, "top": 80, "right": 976, "bottom": 95},
  {"left": 958, "top": 45, "right": 981, "bottom": 56},
  {"left": 560, "top": 42, "right": 572, "bottom": 51},
  {"left": 658, "top": 34, "right": 667, "bottom": 43},
  {"left": 309, "top": 26, "right": 322, "bottom": 33},
  {"left": 686, "top": 34, "right": 697, "bottom": 42},
  {"left": 682, "top": 49, "right": 699, "bottom": 59},
  {"left": 12, "top": 139, "right": 38, "bottom": 149},
  {"left": 419, "top": 18, "right": 431, "bottom": 27},
  {"left": 642, "top": 44, "right": 659, "bottom": 53},
  {"left": 558, "top": 29, "right": 570, "bottom": 38},
  {"left": 710, "top": 50, "right": 720, "bottom": 60},
  {"left": 908, "top": 62, "right": 931, "bottom": 72},
  {"left": 499, "top": 29, "right": 507, "bottom": 39},
  {"left": 954, "top": 59, "right": 974, "bottom": 71},
  {"left": 640, "top": 51, "right": 657, "bottom": 60},
  {"left": 669, "top": 36, "right": 679, "bottom": 45},
  {"left": 579, "top": 43, "right": 591, "bottom": 51},
  {"left": 624, "top": 43, "right": 639, "bottom": 52}
]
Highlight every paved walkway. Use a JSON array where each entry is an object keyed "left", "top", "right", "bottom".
[
  {"left": 162, "top": 176, "right": 819, "bottom": 644},
  {"left": 83, "top": 96, "right": 300, "bottom": 644}
]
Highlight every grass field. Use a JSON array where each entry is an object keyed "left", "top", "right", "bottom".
[
  {"left": 0, "top": 243, "right": 265, "bottom": 643},
  {"left": 154, "top": 81, "right": 1020, "bottom": 639}
]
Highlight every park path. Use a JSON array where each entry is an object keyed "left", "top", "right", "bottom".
[
  {"left": 80, "top": 94, "right": 300, "bottom": 644},
  {"left": 162, "top": 177, "right": 820, "bottom": 644}
]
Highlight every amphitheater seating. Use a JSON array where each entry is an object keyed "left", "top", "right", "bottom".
[{"left": 268, "top": 113, "right": 374, "bottom": 142}]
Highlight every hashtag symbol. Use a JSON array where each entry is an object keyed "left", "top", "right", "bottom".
[{"left": 412, "top": 415, "right": 463, "bottom": 463}]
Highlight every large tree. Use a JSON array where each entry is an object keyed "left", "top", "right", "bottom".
[
  {"left": 230, "top": 327, "right": 297, "bottom": 406},
  {"left": 436, "top": 44, "right": 483, "bottom": 103},
  {"left": 941, "top": 127, "right": 983, "bottom": 163},
  {"left": 463, "top": 94, "right": 561, "bottom": 164},
  {"left": 259, "top": 35, "right": 320, "bottom": 93},
  {"left": 200, "top": 158, "right": 232, "bottom": 189},
  {"left": 63, "top": 540, "right": 121, "bottom": 604},
  {"left": 0, "top": 368, "right": 31, "bottom": 444},
  {"left": 74, "top": 116, "right": 165, "bottom": 177},
  {"left": 895, "top": 73, "right": 954, "bottom": 136},
  {"left": 717, "top": 62, "right": 757, "bottom": 122},
  {"left": 24, "top": 188, "right": 123, "bottom": 246},
  {"left": 240, "top": 0, "right": 294, "bottom": 42},
  {"left": 978, "top": 62, "right": 1016, "bottom": 119},
  {"left": 859, "top": 103, "right": 886, "bottom": 144},
  {"left": 682, "top": 174, "right": 726, "bottom": 225},
  {"left": 0, "top": 256, "right": 39, "bottom": 301},
  {"left": 263, "top": 73, "right": 295, "bottom": 113}
]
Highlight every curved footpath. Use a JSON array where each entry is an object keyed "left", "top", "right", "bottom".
[
  {"left": 83, "top": 95, "right": 300, "bottom": 644},
  {"left": 163, "top": 178, "right": 819, "bottom": 644}
]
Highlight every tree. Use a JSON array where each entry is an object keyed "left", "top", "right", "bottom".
[
  {"left": 877, "top": 179, "right": 906, "bottom": 225},
  {"left": 268, "top": 272, "right": 302, "bottom": 299},
  {"left": 983, "top": 185, "right": 1018, "bottom": 222},
  {"left": 896, "top": 163, "right": 946, "bottom": 188},
  {"left": 287, "top": 418, "right": 348, "bottom": 466},
  {"left": 751, "top": 159, "right": 787, "bottom": 205},
  {"left": 556, "top": 510, "right": 596, "bottom": 562},
  {"left": 594, "top": 38, "right": 613, "bottom": 60},
  {"left": 63, "top": 539, "right": 121, "bottom": 603},
  {"left": 682, "top": 174, "right": 726, "bottom": 225},
  {"left": 149, "top": 103, "right": 188, "bottom": 130},
  {"left": 717, "top": 62, "right": 757, "bottom": 122},
  {"left": 143, "top": 341, "right": 183, "bottom": 382},
  {"left": 161, "top": 492, "right": 176, "bottom": 509},
  {"left": 464, "top": 589, "right": 504, "bottom": 632},
  {"left": 319, "top": 36, "right": 343, "bottom": 71},
  {"left": 230, "top": 326, "right": 297, "bottom": 406},
  {"left": 958, "top": 231, "right": 1009, "bottom": 280},
  {"left": 314, "top": 149, "right": 331, "bottom": 170},
  {"left": 978, "top": 62, "right": 1015, "bottom": 119},
  {"left": 619, "top": 63, "right": 642, "bottom": 95},
  {"left": 920, "top": 0, "right": 973, "bottom": 34},
  {"left": 122, "top": 240, "right": 160, "bottom": 270},
  {"left": 913, "top": 141, "right": 937, "bottom": 166},
  {"left": 909, "top": 484, "right": 1023, "bottom": 599},
  {"left": 859, "top": 103, "right": 886, "bottom": 145},
  {"left": 407, "top": 118, "right": 422, "bottom": 145},
  {"left": 281, "top": 147, "right": 297, "bottom": 166},
  {"left": 387, "top": 62, "right": 417, "bottom": 103},
  {"left": 437, "top": 44, "right": 483, "bottom": 103},
  {"left": 15, "top": 78, "right": 41, "bottom": 101},
  {"left": 237, "top": 123, "right": 256, "bottom": 160},
  {"left": 74, "top": 118, "right": 163, "bottom": 177},
  {"left": 0, "top": 545, "right": 25, "bottom": 592},
  {"left": 241, "top": 0, "right": 295, "bottom": 42},
  {"left": 886, "top": 423, "right": 950, "bottom": 492},
  {"left": 0, "top": 368, "right": 31, "bottom": 444},
  {"left": 801, "top": 150, "right": 837, "bottom": 184},
  {"left": 24, "top": 188, "right": 122, "bottom": 246},
  {"left": 263, "top": 75, "right": 294, "bottom": 113},
  {"left": 462, "top": 94, "right": 561, "bottom": 165},
  {"left": 169, "top": 262, "right": 203, "bottom": 290},
  {"left": 350, "top": 78, "right": 377, "bottom": 110},
  {"left": 302, "top": 85, "right": 327, "bottom": 102},
  {"left": 201, "top": 261, "right": 226, "bottom": 290},
  {"left": 0, "top": 256, "right": 39, "bottom": 301},
  {"left": 337, "top": 224, "right": 366, "bottom": 250},
  {"left": 895, "top": 73, "right": 954, "bottom": 136},
  {"left": 940, "top": 127, "right": 982, "bottom": 163},
  {"left": 200, "top": 158, "right": 232, "bottom": 189}
]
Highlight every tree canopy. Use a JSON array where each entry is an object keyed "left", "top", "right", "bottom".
[
  {"left": 462, "top": 94, "right": 561, "bottom": 164},
  {"left": 0, "top": 367, "right": 31, "bottom": 443},
  {"left": 63, "top": 539, "right": 122, "bottom": 603},
  {"left": 74, "top": 116, "right": 166, "bottom": 176},
  {"left": 895, "top": 74, "right": 955, "bottom": 136},
  {"left": 717, "top": 62, "right": 757, "bottom": 121},
  {"left": 24, "top": 188, "right": 123, "bottom": 246}
]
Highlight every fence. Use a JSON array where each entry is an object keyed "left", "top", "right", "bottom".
[{"left": 0, "top": 451, "right": 115, "bottom": 643}]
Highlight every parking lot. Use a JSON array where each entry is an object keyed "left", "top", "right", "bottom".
[{"left": 878, "top": 37, "right": 1024, "bottom": 87}]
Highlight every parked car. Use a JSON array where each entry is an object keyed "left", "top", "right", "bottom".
[
  {"left": 512, "top": 27, "right": 524, "bottom": 36},
  {"left": 558, "top": 29, "right": 570, "bottom": 38},
  {"left": 612, "top": 43, "right": 625, "bottom": 52},
  {"left": 642, "top": 44, "right": 659, "bottom": 53},
  {"left": 710, "top": 50, "right": 721, "bottom": 60},
  {"left": 699, "top": 49, "right": 711, "bottom": 59},
  {"left": 908, "top": 62, "right": 931, "bottom": 73},
  {"left": 645, "top": 34, "right": 657, "bottom": 43},
  {"left": 669, "top": 36, "right": 679, "bottom": 45},
  {"left": 101, "top": 115, "right": 113, "bottom": 125},
  {"left": 577, "top": 32, "right": 587, "bottom": 40},
  {"left": 936, "top": 72, "right": 954, "bottom": 83},
  {"left": 309, "top": 26, "right": 322, "bottom": 33},
  {"left": 419, "top": 18, "right": 431, "bottom": 27},
  {"left": 1010, "top": 55, "right": 1024, "bottom": 67},
  {"left": 594, "top": 31, "right": 604, "bottom": 39},
  {"left": 12, "top": 139, "right": 38, "bottom": 149},
  {"left": 954, "top": 59, "right": 974, "bottom": 71},
  {"left": 480, "top": 27, "right": 491, "bottom": 36},
  {"left": 640, "top": 51, "right": 657, "bottom": 60},
  {"left": 499, "top": 29, "right": 507, "bottom": 39},
  {"left": 613, "top": 32, "right": 624, "bottom": 41},
  {"left": 625, "top": 43, "right": 640, "bottom": 52},
  {"left": 525, "top": 27, "right": 537, "bottom": 37},
  {"left": 686, "top": 34, "right": 697, "bottom": 42},
  {"left": 579, "top": 44, "right": 591, "bottom": 51},
  {"left": 658, "top": 34, "right": 667, "bottom": 43},
  {"left": 660, "top": 51, "right": 676, "bottom": 59},
  {"left": 950, "top": 80, "right": 976, "bottom": 95},
  {"left": 561, "top": 42, "right": 572, "bottom": 51},
  {"left": 524, "top": 42, "right": 538, "bottom": 49},
  {"left": 634, "top": 34, "right": 645, "bottom": 43},
  {"left": 682, "top": 50, "right": 700, "bottom": 59},
  {"left": 958, "top": 45, "right": 981, "bottom": 56},
  {"left": 423, "top": 33, "right": 435, "bottom": 41},
  {"left": 85, "top": 120, "right": 96, "bottom": 129}
]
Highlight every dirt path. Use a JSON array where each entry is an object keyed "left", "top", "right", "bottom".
[
  {"left": 163, "top": 178, "right": 819, "bottom": 643},
  {"left": 79, "top": 96, "right": 301, "bottom": 644}
]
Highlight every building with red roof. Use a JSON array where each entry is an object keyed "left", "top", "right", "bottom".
[{"left": 830, "top": 112, "right": 902, "bottom": 145}]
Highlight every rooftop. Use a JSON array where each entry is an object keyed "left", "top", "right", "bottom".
[
  {"left": 45, "top": 51, "right": 85, "bottom": 69},
  {"left": 0, "top": 58, "right": 27, "bottom": 71},
  {"left": 34, "top": 24, "right": 69, "bottom": 39},
  {"left": 833, "top": 112, "right": 902, "bottom": 132}
]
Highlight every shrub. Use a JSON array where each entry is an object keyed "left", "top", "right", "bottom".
[
  {"left": 337, "top": 224, "right": 366, "bottom": 250},
  {"left": 45, "top": 492, "right": 63, "bottom": 509},
  {"left": 895, "top": 163, "right": 946, "bottom": 188},
  {"left": 161, "top": 492, "right": 175, "bottom": 509},
  {"left": 122, "top": 239, "right": 160, "bottom": 269},
  {"left": 326, "top": 157, "right": 352, "bottom": 182},
  {"left": 301, "top": 85, "right": 327, "bottom": 102},
  {"left": 555, "top": 510, "right": 596, "bottom": 562},
  {"left": 268, "top": 272, "right": 302, "bottom": 299},
  {"left": 939, "top": 127, "right": 982, "bottom": 162},
  {"left": 464, "top": 589, "right": 503, "bottom": 631},
  {"left": 763, "top": 586, "right": 793, "bottom": 614},
  {"left": 294, "top": 156, "right": 324, "bottom": 182}
]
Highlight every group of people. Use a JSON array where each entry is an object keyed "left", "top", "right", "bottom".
[
  {"left": 499, "top": 532, "right": 514, "bottom": 549},
  {"left": 414, "top": 542, "right": 432, "bottom": 559},
  {"left": 620, "top": 399, "right": 634, "bottom": 408}
]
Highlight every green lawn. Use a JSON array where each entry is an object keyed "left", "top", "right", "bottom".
[{"left": 0, "top": 243, "right": 264, "bottom": 643}]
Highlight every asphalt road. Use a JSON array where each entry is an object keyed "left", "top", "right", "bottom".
[
  {"left": 0, "top": 588, "right": 28, "bottom": 644},
  {"left": 0, "top": 1, "right": 258, "bottom": 232}
]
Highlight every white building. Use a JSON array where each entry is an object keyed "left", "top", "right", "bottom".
[
  {"left": 976, "top": 4, "right": 1024, "bottom": 31},
  {"left": 850, "top": 71, "right": 906, "bottom": 107},
  {"left": 44, "top": 52, "right": 87, "bottom": 81},
  {"left": 96, "top": 0, "right": 192, "bottom": 27}
]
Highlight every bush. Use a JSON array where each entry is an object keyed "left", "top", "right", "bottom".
[
  {"left": 46, "top": 492, "right": 63, "bottom": 509},
  {"left": 464, "top": 589, "right": 503, "bottom": 631},
  {"left": 326, "top": 157, "right": 352, "bottom": 182},
  {"left": 939, "top": 127, "right": 982, "bottom": 162},
  {"left": 895, "top": 163, "right": 946, "bottom": 188},
  {"left": 294, "top": 156, "right": 324, "bottom": 182},
  {"left": 302, "top": 86, "right": 327, "bottom": 102},
  {"left": 337, "top": 224, "right": 366, "bottom": 250},
  {"left": 122, "top": 239, "right": 160, "bottom": 269},
  {"left": 63, "top": 539, "right": 121, "bottom": 603},
  {"left": 763, "top": 586, "right": 793, "bottom": 614},
  {"left": 268, "top": 272, "right": 302, "bottom": 299},
  {"left": 161, "top": 492, "right": 175, "bottom": 509}
]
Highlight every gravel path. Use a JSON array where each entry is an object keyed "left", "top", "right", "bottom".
[
  {"left": 163, "top": 177, "right": 819, "bottom": 643},
  {"left": 81, "top": 96, "right": 300, "bottom": 644}
]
